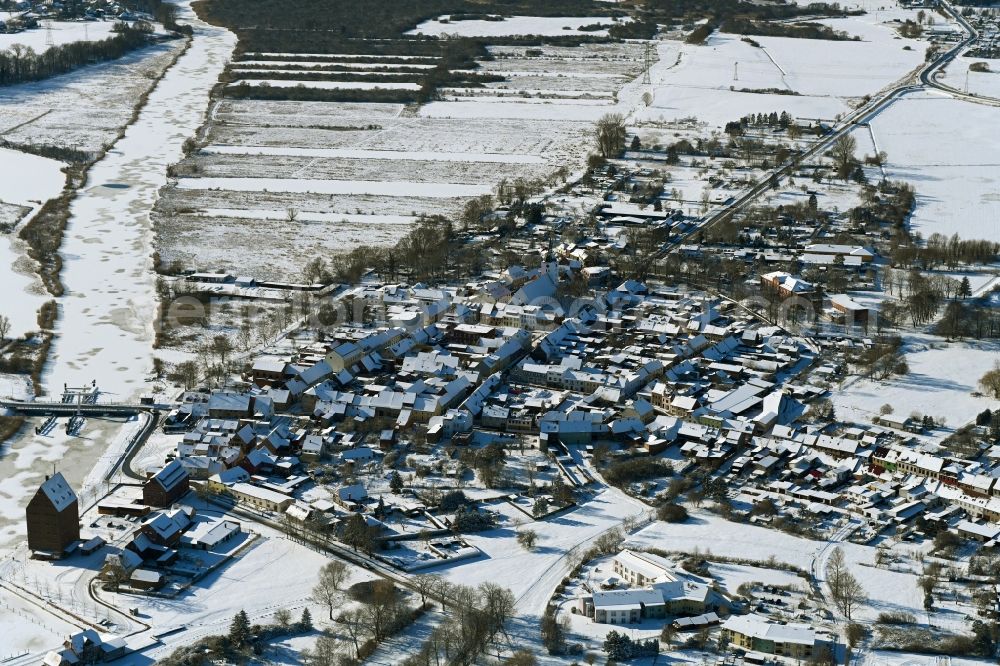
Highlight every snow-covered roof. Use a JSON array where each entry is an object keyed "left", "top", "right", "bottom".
[
  {"left": 723, "top": 613, "right": 815, "bottom": 645},
  {"left": 39, "top": 473, "right": 77, "bottom": 513}
]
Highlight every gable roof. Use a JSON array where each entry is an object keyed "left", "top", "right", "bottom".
[
  {"left": 39, "top": 473, "right": 77, "bottom": 513},
  {"left": 149, "top": 460, "right": 188, "bottom": 493}
]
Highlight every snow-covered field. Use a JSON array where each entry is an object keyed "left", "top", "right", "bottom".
[
  {"left": 0, "top": 37, "right": 186, "bottom": 153},
  {"left": 408, "top": 15, "right": 623, "bottom": 38},
  {"left": 432, "top": 488, "right": 646, "bottom": 615},
  {"left": 0, "top": 586, "right": 81, "bottom": 657},
  {"left": 201, "top": 144, "right": 546, "bottom": 164},
  {"left": 832, "top": 334, "right": 1000, "bottom": 427},
  {"left": 0, "top": 18, "right": 117, "bottom": 53},
  {"left": 176, "top": 176, "right": 492, "bottom": 197},
  {"left": 232, "top": 60, "right": 437, "bottom": 70},
  {"left": 941, "top": 55, "right": 1000, "bottom": 99},
  {"left": 155, "top": 40, "right": 646, "bottom": 275},
  {"left": 636, "top": 8, "right": 931, "bottom": 130},
  {"left": 0, "top": 147, "right": 65, "bottom": 211},
  {"left": 0, "top": 148, "right": 65, "bottom": 339},
  {"left": 628, "top": 513, "right": 926, "bottom": 625},
  {"left": 868, "top": 90, "right": 1000, "bottom": 243}
]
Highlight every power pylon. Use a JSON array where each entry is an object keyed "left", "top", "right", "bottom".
[{"left": 642, "top": 42, "right": 653, "bottom": 85}]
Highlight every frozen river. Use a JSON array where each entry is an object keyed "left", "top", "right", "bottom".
[
  {"left": 45, "top": 0, "right": 235, "bottom": 400},
  {"left": 0, "top": 1, "right": 234, "bottom": 556}
]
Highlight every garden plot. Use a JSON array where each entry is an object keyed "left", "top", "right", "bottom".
[
  {"left": 201, "top": 145, "right": 545, "bottom": 164},
  {"left": 867, "top": 90, "right": 1000, "bottom": 243},
  {"left": 407, "top": 15, "right": 624, "bottom": 38},
  {"left": 0, "top": 38, "right": 186, "bottom": 153},
  {"left": 176, "top": 176, "right": 491, "bottom": 197},
  {"left": 154, "top": 208, "right": 431, "bottom": 279},
  {"left": 178, "top": 153, "right": 551, "bottom": 184},
  {"left": 0, "top": 18, "right": 117, "bottom": 52},
  {"left": 211, "top": 98, "right": 403, "bottom": 127},
  {"left": 231, "top": 59, "right": 437, "bottom": 70},
  {"left": 228, "top": 79, "right": 422, "bottom": 91}
]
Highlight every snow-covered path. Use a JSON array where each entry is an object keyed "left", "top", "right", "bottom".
[{"left": 45, "top": 0, "right": 235, "bottom": 399}]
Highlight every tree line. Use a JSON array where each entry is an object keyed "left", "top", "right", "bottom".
[{"left": 0, "top": 24, "right": 168, "bottom": 87}]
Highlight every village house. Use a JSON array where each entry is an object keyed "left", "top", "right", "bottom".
[
  {"left": 142, "top": 460, "right": 191, "bottom": 508},
  {"left": 43, "top": 630, "right": 127, "bottom": 666},
  {"left": 760, "top": 271, "right": 818, "bottom": 300}
]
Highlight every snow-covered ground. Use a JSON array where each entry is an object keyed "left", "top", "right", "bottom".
[
  {"left": 200, "top": 144, "right": 546, "bottom": 164},
  {"left": 176, "top": 176, "right": 492, "bottom": 197},
  {"left": 628, "top": 512, "right": 927, "bottom": 625},
  {"left": 0, "top": 147, "right": 65, "bottom": 210},
  {"left": 636, "top": 7, "right": 931, "bottom": 130},
  {"left": 0, "top": 18, "right": 117, "bottom": 53},
  {"left": 867, "top": 90, "right": 1000, "bottom": 243},
  {"left": 0, "top": 152, "right": 67, "bottom": 339},
  {"left": 408, "top": 15, "right": 623, "bottom": 38},
  {"left": 232, "top": 60, "right": 437, "bottom": 70},
  {"left": 832, "top": 333, "right": 1000, "bottom": 428},
  {"left": 430, "top": 488, "right": 647, "bottom": 615},
  {"left": 941, "top": 55, "right": 1000, "bottom": 99}
]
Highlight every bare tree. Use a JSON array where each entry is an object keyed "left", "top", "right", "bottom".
[
  {"left": 836, "top": 572, "right": 867, "bottom": 620},
  {"left": 360, "top": 579, "right": 400, "bottom": 642},
  {"left": 595, "top": 113, "right": 627, "bottom": 158},
  {"left": 0, "top": 314, "right": 10, "bottom": 342},
  {"left": 312, "top": 560, "right": 349, "bottom": 619},
  {"left": 826, "top": 546, "right": 866, "bottom": 620},
  {"left": 516, "top": 529, "right": 538, "bottom": 550},
  {"left": 303, "top": 633, "right": 342, "bottom": 666},
  {"left": 337, "top": 608, "right": 367, "bottom": 658},
  {"left": 830, "top": 133, "right": 858, "bottom": 179},
  {"left": 413, "top": 573, "right": 441, "bottom": 607},
  {"left": 173, "top": 360, "right": 199, "bottom": 390},
  {"left": 825, "top": 546, "right": 847, "bottom": 602}
]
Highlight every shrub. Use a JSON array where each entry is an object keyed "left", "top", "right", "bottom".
[{"left": 657, "top": 503, "right": 689, "bottom": 523}]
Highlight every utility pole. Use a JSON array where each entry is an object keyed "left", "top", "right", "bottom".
[{"left": 642, "top": 42, "right": 652, "bottom": 85}]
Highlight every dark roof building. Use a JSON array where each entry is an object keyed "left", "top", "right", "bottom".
[
  {"left": 26, "top": 473, "right": 80, "bottom": 558},
  {"left": 142, "top": 460, "right": 190, "bottom": 508}
]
